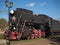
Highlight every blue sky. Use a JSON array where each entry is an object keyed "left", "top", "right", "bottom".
[{"left": 0, "top": 0, "right": 60, "bottom": 21}]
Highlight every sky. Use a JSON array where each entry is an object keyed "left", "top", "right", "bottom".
[{"left": 0, "top": 0, "right": 60, "bottom": 21}]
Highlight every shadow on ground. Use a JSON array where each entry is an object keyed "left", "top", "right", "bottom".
[{"left": 48, "top": 37, "right": 60, "bottom": 45}]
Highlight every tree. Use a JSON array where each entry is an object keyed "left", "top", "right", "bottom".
[{"left": 0, "top": 18, "right": 8, "bottom": 31}]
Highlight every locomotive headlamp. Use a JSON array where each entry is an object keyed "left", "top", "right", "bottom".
[
  {"left": 10, "top": 10, "right": 14, "bottom": 14},
  {"left": 10, "top": 2, "right": 13, "bottom": 8},
  {"left": 5, "top": 0, "right": 9, "bottom": 7},
  {"left": 13, "top": 27, "right": 16, "bottom": 30},
  {"left": 5, "top": 0, "right": 13, "bottom": 8}
]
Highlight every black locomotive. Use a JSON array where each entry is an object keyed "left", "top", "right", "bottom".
[{"left": 4, "top": 8, "right": 60, "bottom": 40}]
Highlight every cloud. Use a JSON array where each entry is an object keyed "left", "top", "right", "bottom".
[
  {"left": 56, "top": 18, "right": 60, "bottom": 21},
  {"left": 40, "top": 2, "right": 48, "bottom": 7},
  {"left": 25, "top": 3, "right": 35, "bottom": 7}
]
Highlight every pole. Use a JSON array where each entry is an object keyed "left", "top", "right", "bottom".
[
  {"left": 6, "top": 7, "right": 11, "bottom": 45},
  {"left": 5, "top": 0, "right": 13, "bottom": 45}
]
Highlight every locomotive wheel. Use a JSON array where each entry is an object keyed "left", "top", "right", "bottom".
[
  {"left": 38, "top": 36, "right": 41, "bottom": 38},
  {"left": 16, "top": 36, "right": 20, "bottom": 40},
  {"left": 16, "top": 34, "right": 22, "bottom": 40},
  {"left": 35, "top": 34, "right": 38, "bottom": 39},
  {"left": 35, "top": 36, "right": 38, "bottom": 38},
  {"left": 41, "top": 35, "right": 45, "bottom": 38},
  {"left": 27, "top": 36, "right": 30, "bottom": 39},
  {"left": 31, "top": 34, "right": 35, "bottom": 39}
]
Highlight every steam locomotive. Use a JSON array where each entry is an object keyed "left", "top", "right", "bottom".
[{"left": 4, "top": 8, "right": 60, "bottom": 40}]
